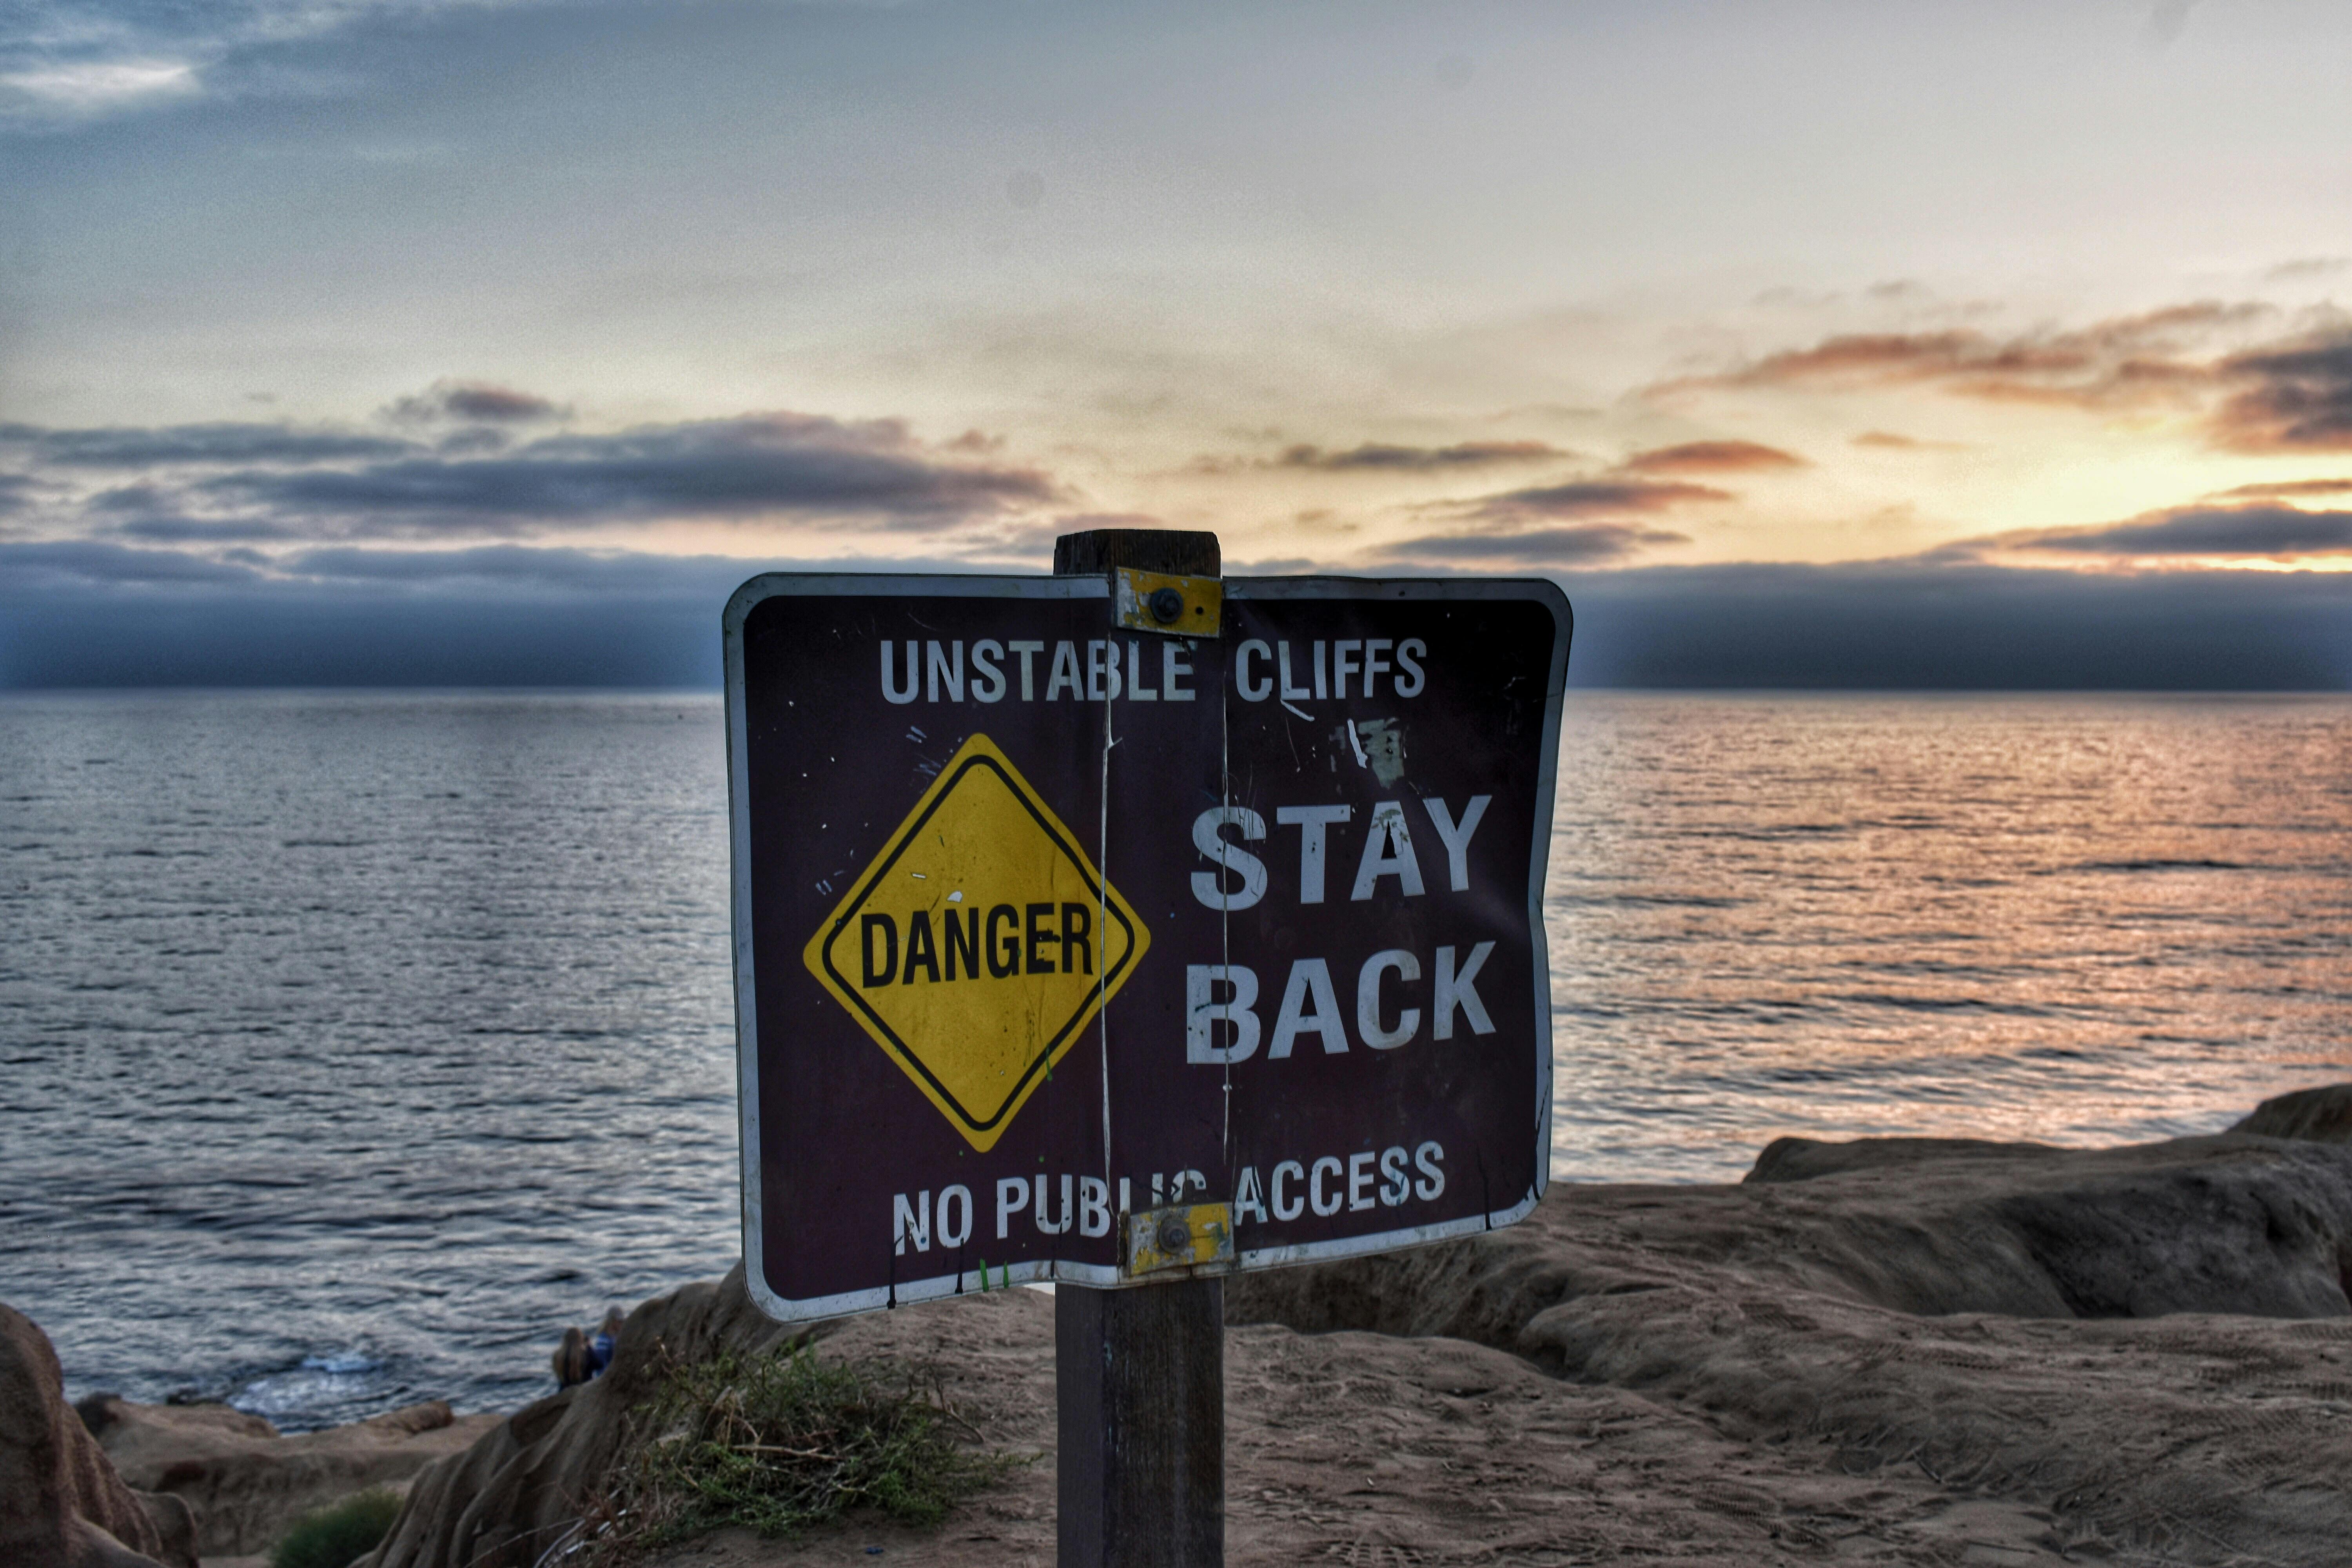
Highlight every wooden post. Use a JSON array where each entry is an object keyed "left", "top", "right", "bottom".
[{"left": 1054, "top": 526, "right": 1223, "bottom": 1568}]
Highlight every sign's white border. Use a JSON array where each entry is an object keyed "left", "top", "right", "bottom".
[{"left": 722, "top": 572, "right": 1571, "bottom": 1323}]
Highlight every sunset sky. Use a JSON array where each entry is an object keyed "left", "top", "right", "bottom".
[{"left": 4, "top": 0, "right": 2350, "bottom": 685}]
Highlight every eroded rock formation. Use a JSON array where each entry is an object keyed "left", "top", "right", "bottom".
[
  {"left": 0, "top": 1304, "right": 196, "bottom": 1568},
  {"left": 80, "top": 1394, "right": 501, "bottom": 1559},
  {"left": 360, "top": 1266, "right": 810, "bottom": 1568},
  {"left": 31, "top": 1087, "right": 2352, "bottom": 1566},
  {"left": 351, "top": 1104, "right": 2352, "bottom": 1566}
]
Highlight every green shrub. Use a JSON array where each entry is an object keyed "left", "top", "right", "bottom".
[
  {"left": 586, "top": 1345, "right": 1008, "bottom": 1559},
  {"left": 269, "top": 1487, "right": 403, "bottom": 1568}
]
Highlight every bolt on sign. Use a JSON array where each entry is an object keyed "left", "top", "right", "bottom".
[{"left": 724, "top": 573, "right": 1571, "bottom": 1321}]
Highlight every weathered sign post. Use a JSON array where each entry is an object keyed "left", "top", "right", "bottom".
[
  {"left": 722, "top": 530, "right": 1570, "bottom": 1565},
  {"left": 1049, "top": 528, "right": 1227, "bottom": 1568}
]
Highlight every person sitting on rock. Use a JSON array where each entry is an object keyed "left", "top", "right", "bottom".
[{"left": 551, "top": 1307, "right": 626, "bottom": 1388}]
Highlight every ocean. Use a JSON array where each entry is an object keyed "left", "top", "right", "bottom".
[{"left": 4, "top": 690, "right": 2347, "bottom": 1429}]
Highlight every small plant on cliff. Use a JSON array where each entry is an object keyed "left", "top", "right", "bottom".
[
  {"left": 583, "top": 1345, "right": 1008, "bottom": 1559},
  {"left": 269, "top": 1487, "right": 403, "bottom": 1568}
]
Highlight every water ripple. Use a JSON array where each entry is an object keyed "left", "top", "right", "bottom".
[{"left": 3, "top": 690, "right": 2348, "bottom": 1429}]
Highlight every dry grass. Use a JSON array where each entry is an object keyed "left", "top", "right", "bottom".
[{"left": 571, "top": 1345, "right": 1014, "bottom": 1562}]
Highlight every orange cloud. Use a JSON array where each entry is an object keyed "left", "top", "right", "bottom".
[
  {"left": 1653, "top": 302, "right": 2352, "bottom": 456},
  {"left": 1851, "top": 430, "right": 1967, "bottom": 451},
  {"left": 1653, "top": 301, "right": 2273, "bottom": 415},
  {"left": 1617, "top": 439, "right": 1806, "bottom": 475}
]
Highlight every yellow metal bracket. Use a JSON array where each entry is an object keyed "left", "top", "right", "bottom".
[
  {"left": 1112, "top": 568, "right": 1223, "bottom": 639},
  {"left": 1123, "top": 1201, "right": 1235, "bottom": 1278}
]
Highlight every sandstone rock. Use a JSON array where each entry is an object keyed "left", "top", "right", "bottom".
[
  {"left": 1740, "top": 1129, "right": 2352, "bottom": 1317},
  {"left": 1743, "top": 1134, "right": 2061, "bottom": 1184},
  {"left": 1232, "top": 1130, "right": 2352, "bottom": 1339},
  {"left": 83, "top": 1393, "right": 501, "bottom": 1558},
  {"left": 357, "top": 1099, "right": 2352, "bottom": 1567},
  {"left": 1229, "top": 1126, "right": 2352, "bottom": 1566},
  {"left": 0, "top": 1303, "right": 195, "bottom": 1568},
  {"left": 359, "top": 1264, "right": 814, "bottom": 1568},
  {"left": 2229, "top": 1081, "right": 2352, "bottom": 1143}
]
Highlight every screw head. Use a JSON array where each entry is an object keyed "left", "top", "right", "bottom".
[
  {"left": 1148, "top": 586, "right": 1185, "bottom": 624},
  {"left": 1157, "top": 1217, "right": 1192, "bottom": 1255}
]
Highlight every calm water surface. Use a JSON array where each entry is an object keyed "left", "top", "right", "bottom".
[
  {"left": 1550, "top": 695, "right": 2352, "bottom": 1175},
  {"left": 3, "top": 691, "right": 2347, "bottom": 1427}
]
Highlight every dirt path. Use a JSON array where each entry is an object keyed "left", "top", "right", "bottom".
[{"left": 641, "top": 1290, "right": 2072, "bottom": 1568}]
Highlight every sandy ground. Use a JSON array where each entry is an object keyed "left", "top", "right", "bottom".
[{"left": 634, "top": 1289, "right": 2075, "bottom": 1568}]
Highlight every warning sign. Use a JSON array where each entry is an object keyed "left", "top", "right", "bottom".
[
  {"left": 802, "top": 734, "right": 1147, "bottom": 1152},
  {"left": 724, "top": 571, "right": 1570, "bottom": 1322}
]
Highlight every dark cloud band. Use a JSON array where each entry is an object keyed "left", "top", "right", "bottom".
[
  {"left": 198, "top": 415, "right": 1056, "bottom": 527},
  {"left": 2211, "top": 334, "right": 2352, "bottom": 452},
  {"left": 1386, "top": 524, "right": 1688, "bottom": 565},
  {"left": 2004, "top": 505, "right": 2352, "bottom": 560},
  {"left": 9, "top": 407, "right": 1056, "bottom": 539},
  {"left": 6, "top": 547, "right": 2343, "bottom": 690},
  {"left": 1469, "top": 478, "right": 1730, "bottom": 521},
  {"left": 0, "top": 422, "right": 413, "bottom": 468},
  {"left": 1273, "top": 440, "right": 1569, "bottom": 472}
]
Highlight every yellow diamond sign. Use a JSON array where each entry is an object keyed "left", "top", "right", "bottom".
[{"left": 803, "top": 734, "right": 1149, "bottom": 1151}]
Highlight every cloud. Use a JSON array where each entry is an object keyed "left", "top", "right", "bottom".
[
  {"left": 1851, "top": 430, "right": 1965, "bottom": 451},
  {"left": 0, "top": 539, "right": 266, "bottom": 585},
  {"left": 1652, "top": 303, "right": 2352, "bottom": 455},
  {"left": 1554, "top": 560, "right": 2350, "bottom": 690},
  {"left": 7, "top": 544, "right": 2344, "bottom": 690},
  {"left": 1617, "top": 440, "right": 1805, "bottom": 475},
  {"left": 1702, "top": 330, "right": 1993, "bottom": 387},
  {"left": 2268, "top": 258, "right": 2350, "bottom": 282},
  {"left": 0, "top": 541, "right": 1012, "bottom": 687},
  {"left": 1997, "top": 505, "right": 2352, "bottom": 562},
  {"left": 271, "top": 542, "right": 751, "bottom": 591},
  {"left": 2209, "top": 478, "right": 2352, "bottom": 501},
  {"left": 1396, "top": 475, "right": 1725, "bottom": 565},
  {"left": 1654, "top": 301, "right": 2273, "bottom": 413},
  {"left": 383, "top": 381, "right": 568, "bottom": 425},
  {"left": 2, "top": 409, "right": 1060, "bottom": 539},
  {"left": 194, "top": 414, "right": 1055, "bottom": 532},
  {"left": 1466, "top": 478, "right": 1731, "bottom": 521},
  {"left": 1041, "top": 511, "right": 1163, "bottom": 532},
  {"left": 1, "top": 59, "right": 200, "bottom": 117},
  {"left": 1385, "top": 523, "right": 1688, "bottom": 566},
  {"left": 2209, "top": 331, "right": 2352, "bottom": 452},
  {"left": 1271, "top": 440, "right": 1570, "bottom": 472},
  {"left": 109, "top": 516, "right": 306, "bottom": 542},
  {"left": 0, "top": 421, "right": 414, "bottom": 467},
  {"left": 2, "top": 538, "right": 801, "bottom": 597},
  {"left": 0, "top": 0, "right": 558, "bottom": 127}
]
